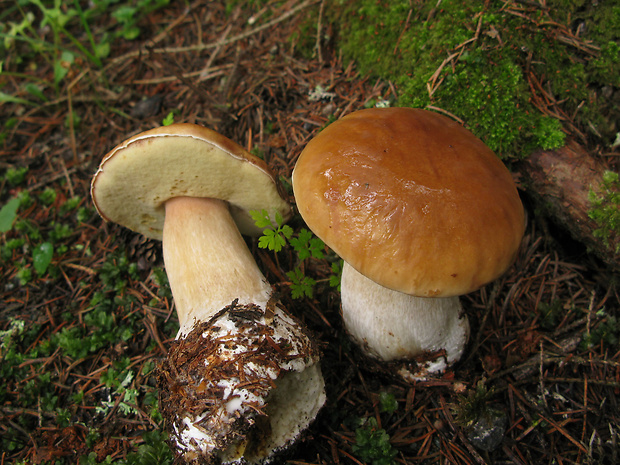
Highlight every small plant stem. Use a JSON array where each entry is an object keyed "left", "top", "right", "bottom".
[
  {"left": 61, "top": 25, "right": 102, "bottom": 68},
  {"left": 71, "top": 0, "right": 103, "bottom": 68},
  {"left": 1, "top": 30, "right": 54, "bottom": 68},
  {"left": 162, "top": 196, "right": 272, "bottom": 336}
]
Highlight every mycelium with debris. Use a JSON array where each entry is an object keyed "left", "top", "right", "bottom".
[{"left": 159, "top": 299, "right": 323, "bottom": 463}]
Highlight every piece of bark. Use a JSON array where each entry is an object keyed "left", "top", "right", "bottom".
[{"left": 518, "top": 139, "right": 619, "bottom": 272}]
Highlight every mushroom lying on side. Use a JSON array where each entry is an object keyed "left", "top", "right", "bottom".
[
  {"left": 91, "top": 123, "right": 326, "bottom": 464},
  {"left": 292, "top": 108, "right": 525, "bottom": 380}
]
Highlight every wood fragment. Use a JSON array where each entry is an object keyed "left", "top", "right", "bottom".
[{"left": 518, "top": 139, "right": 619, "bottom": 272}]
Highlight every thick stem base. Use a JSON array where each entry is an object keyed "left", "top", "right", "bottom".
[
  {"left": 158, "top": 301, "right": 325, "bottom": 464},
  {"left": 341, "top": 262, "right": 469, "bottom": 375}
]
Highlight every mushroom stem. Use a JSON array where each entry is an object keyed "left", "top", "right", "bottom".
[
  {"left": 340, "top": 262, "right": 470, "bottom": 376},
  {"left": 159, "top": 196, "right": 325, "bottom": 463},
  {"left": 91, "top": 124, "right": 325, "bottom": 464},
  {"left": 162, "top": 196, "right": 272, "bottom": 336}
]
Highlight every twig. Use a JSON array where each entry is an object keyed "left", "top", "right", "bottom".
[
  {"left": 131, "top": 66, "right": 230, "bottom": 85},
  {"left": 25, "top": 167, "right": 78, "bottom": 193},
  {"left": 539, "top": 413, "right": 588, "bottom": 454},
  {"left": 426, "top": 51, "right": 460, "bottom": 99},
  {"left": 425, "top": 105, "right": 464, "bottom": 124},
  {"left": 199, "top": 24, "right": 233, "bottom": 80},
  {"left": 393, "top": 8, "right": 413, "bottom": 55},
  {"left": 438, "top": 396, "right": 487, "bottom": 465},
  {"left": 539, "top": 340, "right": 547, "bottom": 408},
  {"left": 148, "top": 48, "right": 212, "bottom": 103},
  {"left": 103, "top": 0, "right": 320, "bottom": 71},
  {"left": 59, "top": 158, "right": 74, "bottom": 198},
  {"left": 315, "top": 0, "right": 325, "bottom": 63},
  {"left": 426, "top": 12, "right": 482, "bottom": 99},
  {"left": 66, "top": 89, "right": 77, "bottom": 165},
  {"left": 221, "top": 43, "right": 242, "bottom": 99},
  {"left": 464, "top": 280, "right": 500, "bottom": 365}
]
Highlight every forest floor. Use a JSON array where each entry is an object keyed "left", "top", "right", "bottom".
[{"left": 1, "top": 1, "right": 619, "bottom": 464}]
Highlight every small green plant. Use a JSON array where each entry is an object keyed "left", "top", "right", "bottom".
[
  {"left": 46, "top": 249, "right": 143, "bottom": 359},
  {"left": 379, "top": 391, "right": 398, "bottom": 415},
  {"left": 98, "top": 248, "right": 139, "bottom": 292},
  {"left": 329, "top": 259, "right": 343, "bottom": 291},
  {"left": 142, "top": 388, "right": 163, "bottom": 423},
  {"left": 352, "top": 416, "right": 398, "bottom": 465},
  {"left": 98, "top": 358, "right": 142, "bottom": 416},
  {"left": 5, "top": 0, "right": 104, "bottom": 77},
  {"left": 120, "top": 430, "right": 174, "bottom": 465},
  {"left": 4, "top": 166, "right": 29, "bottom": 186},
  {"left": 1, "top": 238, "right": 24, "bottom": 261},
  {"left": 15, "top": 266, "right": 32, "bottom": 285},
  {"left": 250, "top": 146, "right": 265, "bottom": 159},
  {"left": 581, "top": 309, "right": 619, "bottom": 351},
  {"left": 452, "top": 381, "right": 496, "bottom": 428},
  {"left": 537, "top": 300, "right": 565, "bottom": 331},
  {"left": 77, "top": 205, "right": 95, "bottom": 223},
  {"left": 59, "top": 195, "right": 81, "bottom": 215},
  {"left": 251, "top": 209, "right": 293, "bottom": 253},
  {"left": 107, "top": 0, "right": 172, "bottom": 41},
  {"left": 32, "top": 241, "right": 54, "bottom": 275},
  {"left": 0, "top": 318, "right": 65, "bottom": 452},
  {"left": 289, "top": 228, "right": 325, "bottom": 260},
  {"left": 0, "top": 118, "right": 19, "bottom": 144},
  {"left": 162, "top": 111, "right": 175, "bottom": 126},
  {"left": 286, "top": 267, "right": 316, "bottom": 299},
  {"left": 0, "top": 197, "right": 20, "bottom": 233},
  {"left": 79, "top": 430, "right": 173, "bottom": 465},
  {"left": 251, "top": 210, "right": 341, "bottom": 299},
  {"left": 0, "top": 184, "right": 168, "bottom": 457},
  {"left": 151, "top": 267, "right": 173, "bottom": 301},
  {"left": 588, "top": 170, "right": 620, "bottom": 252},
  {"left": 0, "top": 319, "right": 26, "bottom": 355},
  {"left": 2, "top": 188, "right": 89, "bottom": 286},
  {"left": 1, "top": 0, "right": 171, "bottom": 90}
]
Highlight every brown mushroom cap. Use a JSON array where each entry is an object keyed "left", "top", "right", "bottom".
[
  {"left": 91, "top": 123, "right": 291, "bottom": 240},
  {"left": 292, "top": 107, "right": 525, "bottom": 297}
]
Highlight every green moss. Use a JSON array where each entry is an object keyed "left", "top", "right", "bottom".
[
  {"left": 588, "top": 170, "right": 620, "bottom": 252},
  {"left": 590, "top": 41, "right": 620, "bottom": 87},
  {"left": 581, "top": 309, "right": 619, "bottom": 350},
  {"left": 452, "top": 382, "right": 499, "bottom": 428},
  {"left": 329, "top": 0, "right": 617, "bottom": 158},
  {"left": 538, "top": 300, "right": 566, "bottom": 331},
  {"left": 353, "top": 416, "right": 398, "bottom": 465}
]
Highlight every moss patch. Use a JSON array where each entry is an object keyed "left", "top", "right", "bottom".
[
  {"left": 329, "top": 0, "right": 618, "bottom": 159},
  {"left": 589, "top": 170, "right": 620, "bottom": 253}
]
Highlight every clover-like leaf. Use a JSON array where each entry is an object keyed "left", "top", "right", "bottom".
[{"left": 33, "top": 242, "right": 54, "bottom": 275}]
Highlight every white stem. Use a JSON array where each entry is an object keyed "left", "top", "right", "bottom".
[
  {"left": 162, "top": 196, "right": 272, "bottom": 337},
  {"left": 340, "top": 262, "right": 469, "bottom": 368}
]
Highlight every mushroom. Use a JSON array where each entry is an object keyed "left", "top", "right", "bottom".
[
  {"left": 91, "top": 123, "right": 326, "bottom": 463},
  {"left": 292, "top": 108, "right": 524, "bottom": 380}
]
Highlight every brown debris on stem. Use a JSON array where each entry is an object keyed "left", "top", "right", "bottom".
[{"left": 158, "top": 300, "right": 324, "bottom": 464}]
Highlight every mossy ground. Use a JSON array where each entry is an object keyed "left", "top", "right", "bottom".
[
  {"left": 1, "top": 1, "right": 619, "bottom": 463},
  {"left": 327, "top": 0, "right": 618, "bottom": 159}
]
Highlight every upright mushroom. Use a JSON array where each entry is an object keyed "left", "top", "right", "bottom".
[
  {"left": 91, "top": 123, "right": 325, "bottom": 463},
  {"left": 292, "top": 108, "right": 524, "bottom": 380}
]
